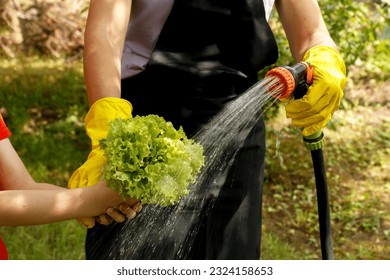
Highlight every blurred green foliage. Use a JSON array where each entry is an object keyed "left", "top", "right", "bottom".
[{"left": 266, "top": 0, "right": 390, "bottom": 79}]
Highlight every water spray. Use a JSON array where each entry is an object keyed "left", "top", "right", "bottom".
[
  {"left": 83, "top": 62, "right": 334, "bottom": 260},
  {"left": 265, "top": 62, "right": 334, "bottom": 260}
]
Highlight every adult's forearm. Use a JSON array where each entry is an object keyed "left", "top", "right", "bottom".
[
  {"left": 83, "top": 0, "right": 132, "bottom": 105},
  {"left": 275, "top": 0, "right": 337, "bottom": 61}
]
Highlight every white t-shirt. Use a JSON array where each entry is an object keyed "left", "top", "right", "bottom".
[
  {"left": 121, "top": 0, "right": 275, "bottom": 79},
  {"left": 264, "top": 0, "right": 275, "bottom": 20}
]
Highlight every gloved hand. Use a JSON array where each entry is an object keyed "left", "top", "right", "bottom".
[
  {"left": 68, "top": 97, "right": 133, "bottom": 228},
  {"left": 285, "top": 46, "right": 347, "bottom": 136}
]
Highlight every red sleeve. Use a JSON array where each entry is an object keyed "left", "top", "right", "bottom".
[
  {"left": 0, "top": 237, "right": 8, "bottom": 260},
  {"left": 0, "top": 113, "right": 11, "bottom": 140}
]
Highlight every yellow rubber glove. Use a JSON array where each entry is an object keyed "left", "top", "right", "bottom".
[
  {"left": 68, "top": 97, "right": 132, "bottom": 228},
  {"left": 285, "top": 46, "right": 347, "bottom": 136}
]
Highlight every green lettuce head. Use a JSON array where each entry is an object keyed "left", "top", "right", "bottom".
[{"left": 100, "top": 115, "right": 205, "bottom": 206}]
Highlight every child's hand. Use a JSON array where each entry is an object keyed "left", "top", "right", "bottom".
[
  {"left": 97, "top": 200, "right": 142, "bottom": 225},
  {"left": 76, "top": 181, "right": 142, "bottom": 228}
]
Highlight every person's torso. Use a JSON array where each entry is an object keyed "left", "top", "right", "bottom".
[{"left": 121, "top": 0, "right": 277, "bottom": 79}]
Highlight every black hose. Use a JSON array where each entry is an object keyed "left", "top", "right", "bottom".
[{"left": 310, "top": 148, "right": 334, "bottom": 260}]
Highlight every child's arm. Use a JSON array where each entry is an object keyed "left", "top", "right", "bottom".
[
  {"left": 0, "top": 137, "right": 50, "bottom": 191},
  {"left": 0, "top": 181, "right": 137, "bottom": 226},
  {"left": 0, "top": 133, "right": 140, "bottom": 227}
]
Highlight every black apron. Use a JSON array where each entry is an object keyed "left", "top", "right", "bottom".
[{"left": 85, "top": 0, "right": 277, "bottom": 260}]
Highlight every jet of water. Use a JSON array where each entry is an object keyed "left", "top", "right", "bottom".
[{"left": 88, "top": 76, "right": 284, "bottom": 259}]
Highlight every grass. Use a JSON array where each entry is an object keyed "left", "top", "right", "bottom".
[
  {"left": 0, "top": 58, "right": 89, "bottom": 259},
  {"left": 2, "top": 222, "right": 86, "bottom": 260},
  {"left": 0, "top": 58, "right": 89, "bottom": 185},
  {"left": 0, "top": 57, "right": 389, "bottom": 260}
]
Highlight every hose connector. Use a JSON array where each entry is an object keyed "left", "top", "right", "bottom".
[{"left": 303, "top": 130, "right": 325, "bottom": 151}]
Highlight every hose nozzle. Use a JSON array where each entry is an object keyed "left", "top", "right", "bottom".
[
  {"left": 265, "top": 62, "right": 313, "bottom": 99},
  {"left": 266, "top": 62, "right": 323, "bottom": 149}
]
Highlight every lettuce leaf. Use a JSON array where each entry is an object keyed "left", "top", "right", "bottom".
[{"left": 100, "top": 115, "right": 205, "bottom": 206}]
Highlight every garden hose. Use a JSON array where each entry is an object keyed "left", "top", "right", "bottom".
[
  {"left": 304, "top": 131, "right": 334, "bottom": 260},
  {"left": 265, "top": 62, "right": 334, "bottom": 260}
]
